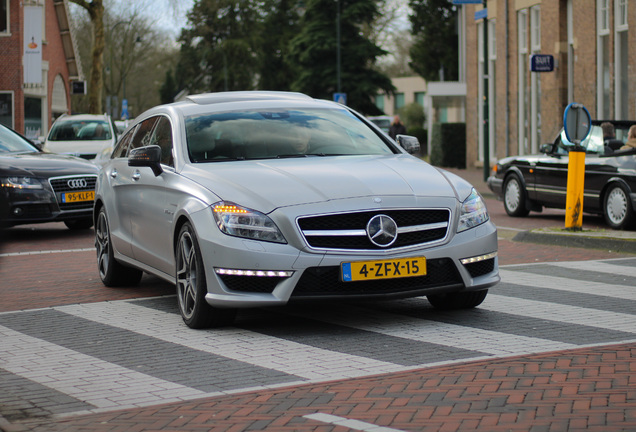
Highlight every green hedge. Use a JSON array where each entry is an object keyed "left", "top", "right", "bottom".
[
  {"left": 429, "top": 122, "right": 466, "bottom": 168},
  {"left": 406, "top": 127, "right": 427, "bottom": 155}
]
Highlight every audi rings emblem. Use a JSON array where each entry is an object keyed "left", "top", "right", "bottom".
[
  {"left": 366, "top": 214, "right": 398, "bottom": 247},
  {"left": 67, "top": 179, "right": 88, "bottom": 189}
]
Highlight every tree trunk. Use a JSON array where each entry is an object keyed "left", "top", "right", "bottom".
[
  {"left": 69, "top": 0, "right": 105, "bottom": 114},
  {"left": 88, "top": 3, "right": 104, "bottom": 114}
]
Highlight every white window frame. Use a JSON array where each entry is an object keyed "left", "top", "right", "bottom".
[
  {"left": 615, "top": 0, "right": 629, "bottom": 119},
  {"left": 518, "top": 9, "right": 528, "bottom": 155},
  {"left": 530, "top": 6, "right": 541, "bottom": 52},
  {"left": 617, "top": 0, "right": 628, "bottom": 29},
  {"left": 598, "top": 0, "right": 611, "bottom": 117},
  {"left": 529, "top": 5, "right": 541, "bottom": 153}
]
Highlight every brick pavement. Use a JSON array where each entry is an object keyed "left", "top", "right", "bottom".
[{"left": 13, "top": 342, "right": 636, "bottom": 432}]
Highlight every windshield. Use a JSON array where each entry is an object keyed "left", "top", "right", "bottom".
[
  {"left": 185, "top": 108, "right": 394, "bottom": 162},
  {"left": 0, "top": 125, "right": 39, "bottom": 153},
  {"left": 558, "top": 125, "right": 605, "bottom": 154},
  {"left": 48, "top": 119, "right": 113, "bottom": 141}
]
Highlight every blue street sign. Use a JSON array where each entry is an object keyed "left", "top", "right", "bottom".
[
  {"left": 474, "top": 8, "right": 487, "bottom": 20},
  {"left": 452, "top": 0, "right": 483, "bottom": 4},
  {"left": 121, "top": 99, "right": 129, "bottom": 120},
  {"left": 530, "top": 54, "right": 555, "bottom": 72},
  {"left": 333, "top": 93, "right": 347, "bottom": 105}
]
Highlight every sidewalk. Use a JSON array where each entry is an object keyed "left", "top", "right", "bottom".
[{"left": 11, "top": 343, "right": 636, "bottom": 431}]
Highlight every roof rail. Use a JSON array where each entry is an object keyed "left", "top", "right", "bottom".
[{"left": 186, "top": 91, "right": 313, "bottom": 105}]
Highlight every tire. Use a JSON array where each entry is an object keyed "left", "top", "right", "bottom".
[
  {"left": 427, "top": 290, "right": 488, "bottom": 310},
  {"left": 95, "top": 207, "right": 143, "bottom": 287},
  {"left": 503, "top": 174, "right": 530, "bottom": 217},
  {"left": 603, "top": 183, "right": 635, "bottom": 230},
  {"left": 64, "top": 218, "right": 93, "bottom": 230},
  {"left": 175, "top": 223, "right": 237, "bottom": 329}
]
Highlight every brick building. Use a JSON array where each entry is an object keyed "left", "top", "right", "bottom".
[
  {"left": 0, "top": 0, "right": 82, "bottom": 139},
  {"left": 463, "top": 0, "right": 636, "bottom": 168}
]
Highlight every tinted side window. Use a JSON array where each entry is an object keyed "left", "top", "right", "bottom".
[
  {"left": 130, "top": 117, "right": 160, "bottom": 151},
  {"left": 111, "top": 125, "right": 137, "bottom": 158},
  {"left": 149, "top": 116, "right": 174, "bottom": 166}
]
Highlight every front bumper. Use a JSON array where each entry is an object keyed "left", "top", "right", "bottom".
[
  {"left": 191, "top": 204, "right": 500, "bottom": 308},
  {"left": 487, "top": 175, "right": 504, "bottom": 198}
]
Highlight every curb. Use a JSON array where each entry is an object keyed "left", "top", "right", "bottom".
[{"left": 513, "top": 230, "right": 636, "bottom": 254}]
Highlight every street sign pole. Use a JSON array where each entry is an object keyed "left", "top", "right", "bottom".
[{"left": 562, "top": 103, "right": 591, "bottom": 231}]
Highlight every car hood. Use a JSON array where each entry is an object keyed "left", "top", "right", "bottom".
[
  {"left": 182, "top": 155, "right": 474, "bottom": 213},
  {"left": 0, "top": 152, "right": 100, "bottom": 177},
  {"left": 496, "top": 153, "right": 546, "bottom": 166}
]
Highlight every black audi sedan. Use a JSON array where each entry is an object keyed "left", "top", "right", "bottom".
[
  {"left": 487, "top": 121, "right": 636, "bottom": 230},
  {"left": 0, "top": 123, "right": 99, "bottom": 230}
]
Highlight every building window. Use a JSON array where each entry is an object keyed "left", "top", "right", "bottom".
[
  {"left": 375, "top": 94, "right": 385, "bottom": 112},
  {"left": 414, "top": 92, "right": 425, "bottom": 106},
  {"left": 598, "top": 0, "right": 611, "bottom": 118},
  {"left": 529, "top": 6, "right": 541, "bottom": 153},
  {"left": 24, "top": 97, "right": 43, "bottom": 141},
  {"left": 530, "top": 6, "right": 541, "bottom": 52},
  {"left": 0, "top": 92, "right": 14, "bottom": 128},
  {"left": 617, "top": 0, "right": 628, "bottom": 28},
  {"left": 518, "top": 9, "right": 528, "bottom": 155},
  {"left": 1, "top": 0, "right": 8, "bottom": 34},
  {"left": 393, "top": 93, "right": 405, "bottom": 111},
  {"left": 615, "top": 0, "right": 629, "bottom": 119}
]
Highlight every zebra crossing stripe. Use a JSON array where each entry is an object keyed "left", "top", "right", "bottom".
[
  {"left": 0, "top": 324, "right": 206, "bottom": 409},
  {"left": 55, "top": 301, "right": 407, "bottom": 380}
]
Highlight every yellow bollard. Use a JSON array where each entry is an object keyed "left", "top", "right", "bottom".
[{"left": 565, "top": 149, "right": 586, "bottom": 230}]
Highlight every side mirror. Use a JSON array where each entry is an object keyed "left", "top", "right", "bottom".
[
  {"left": 539, "top": 143, "right": 553, "bottom": 154},
  {"left": 129, "top": 145, "right": 163, "bottom": 176},
  {"left": 396, "top": 135, "right": 421, "bottom": 155}
]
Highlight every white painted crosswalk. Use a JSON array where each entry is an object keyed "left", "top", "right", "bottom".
[{"left": 1, "top": 258, "right": 635, "bottom": 419}]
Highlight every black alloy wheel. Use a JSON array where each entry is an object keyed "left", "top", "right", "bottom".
[
  {"left": 175, "top": 222, "right": 237, "bottom": 329},
  {"left": 95, "top": 207, "right": 143, "bottom": 287}
]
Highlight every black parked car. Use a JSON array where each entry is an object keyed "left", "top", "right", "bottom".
[
  {"left": 487, "top": 121, "right": 636, "bottom": 230},
  {"left": 0, "top": 123, "right": 99, "bottom": 229}
]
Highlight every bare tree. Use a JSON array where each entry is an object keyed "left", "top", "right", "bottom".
[{"left": 68, "top": 0, "right": 105, "bottom": 114}]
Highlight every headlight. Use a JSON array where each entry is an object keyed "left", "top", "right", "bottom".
[
  {"left": 457, "top": 189, "right": 489, "bottom": 232},
  {"left": 212, "top": 201, "right": 286, "bottom": 244},
  {"left": 0, "top": 176, "right": 44, "bottom": 190}
]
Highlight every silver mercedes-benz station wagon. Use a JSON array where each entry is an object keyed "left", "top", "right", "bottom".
[{"left": 94, "top": 91, "right": 499, "bottom": 329}]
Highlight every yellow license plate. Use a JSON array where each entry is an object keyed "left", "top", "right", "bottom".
[
  {"left": 62, "top": 190, "right": 95, "bottom": 203},
  {"left": 341, "top": 257, "right": 427, "bottom": 282}
]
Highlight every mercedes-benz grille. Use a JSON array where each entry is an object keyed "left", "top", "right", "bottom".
[{"left": 297, "top": 209, "right": 450, "bottom": 251}]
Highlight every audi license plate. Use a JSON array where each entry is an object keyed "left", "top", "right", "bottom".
[
  {"left": 341, "top": 257, "right": 427, "bottom": 282},
  {"left": 62, "top": 191, "right": 95, "bottom": 203}
]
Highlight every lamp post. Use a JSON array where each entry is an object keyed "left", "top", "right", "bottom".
[{"left": 107, "top": 19, "right": 132, "bottom": 119}]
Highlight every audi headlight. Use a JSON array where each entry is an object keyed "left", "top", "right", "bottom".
[
  {"left": 212, "top": 202, "right": 286, "bottom": 244},
  {"left": 457, "top": 189, "right": 489, "bottom": 232},
  {"left": 0, "top": 176, "right": 44, "bottom": 190}
]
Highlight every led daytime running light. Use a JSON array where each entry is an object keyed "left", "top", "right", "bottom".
[
  {"left": 215, "top": 268, "right": 294, "bottom": 277},
  {"left": 460, "top": 251, "right": 498, "bottom": 265}
]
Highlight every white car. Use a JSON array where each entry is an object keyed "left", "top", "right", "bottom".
[
  {"left": 43, "top": 114, "right": 117, "bottom": 165},
  {"left": 94, "top": 91, "right": 499, "bottom": 329}
]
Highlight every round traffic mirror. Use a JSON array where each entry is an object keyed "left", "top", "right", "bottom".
[{"left": 563, "top": 103, "right": 591, "bottom": 145}]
